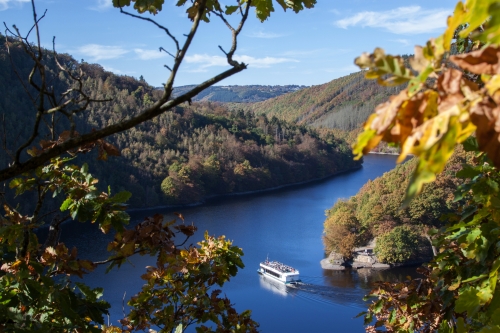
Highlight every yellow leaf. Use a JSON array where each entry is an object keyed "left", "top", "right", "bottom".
[
  {"left": 458, "top": 0, "right": 492, "bottom": 39},
  {"left": 11, "top": 260, "right": 22, "bottom": 269},
  {"left": 486, "top": 75, "right": 500, "bottom": 96},
  {"left": 443, "top": 2, "right": 467, "bottom": 51},
  {"left": 352, "top": 127, "right": 381, "bottom": 160}
]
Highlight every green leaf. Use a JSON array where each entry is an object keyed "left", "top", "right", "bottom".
[
  {"left": 355, "top": 48, "right": 414, "bottom": 86},
  {"left": 113, "top": 0, "right": 132, "bottom": 7},
  {"left": 456, "top": 286, "right": 482, "bottom": 316},
  {"left": 355, "top": 311, "right": 367, "bottom": 318},
  {"left": 253, "top": 0, "right": 275, "bottom": 21},
  {"left": 463, "top": 136, "right": 479, "bottom": 152},
  {"left": 352, "top": 128, "right": 380, "bottom": 159},
  {"left": 439, "top": 319, "right": 454, "bottom": 333},
  {"left": 363, "top": 311, "right": 373, "bottom": 325},
  {"left": 111, "top": 190, "right": 132, "bottom": 203},
  {"left": 8, "top": 178, "right": 22, "bottom": 189},
  {"left": 456, "top": 317, "right": 467, "bottom": 333},
  {"left": 225, "top": 5, "right": 238, "bottom": 15},
  {"left": 80, "top": 163, "right": 88, "bottom": 175},
  {"left": 60, "top": 198, "right": 73, "bottom": 212},
  {"left": 456, "top": 164, "right": 482, "bottom": 179}
]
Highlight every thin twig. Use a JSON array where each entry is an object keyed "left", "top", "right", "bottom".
[
  {"left": 119, "top": 8, "right": 180, "bottom": 52},
  {"left": 0, "top": 0, "right": 251, "bottom": 182},
  {"left": 212, "top": 0, "right": 252, "bottom": 65},
  {"left": 159, "top": 46, "right": 175, "bottom": 58}
]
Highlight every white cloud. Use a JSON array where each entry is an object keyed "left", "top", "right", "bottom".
[
  {"left": 236, "top": 55, "right": 298, "bottom": 68},
  {"left": 74, "top": 44, "right": 129, "bottom": 61},
  {"left": 0, "top": 0, "right": 29, "bottom": 11},
  {"left": 185, "top": 54, "right": 227, "bottom": 68},
  {"left": 89, "top": 0, "right": 113, "bottom": 11},
  {"left": 134, "top": 48, "right": 167, "bottom": 60},
  {"left": 334, "top": 6, "right": 450, "bottom": 35},
  {"left": 246, "top": 31, "right": 285, "bottom": 39},
  {"left": 185, "top": 54, "right": 298, "bottom": 69}
]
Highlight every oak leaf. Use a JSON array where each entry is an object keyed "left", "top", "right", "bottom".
[
  {"left": 450, "top": 46, "right": 500, "bottom": 75},
  {"left": 470, "top": 97, "right": 500, "bottom": 166}
]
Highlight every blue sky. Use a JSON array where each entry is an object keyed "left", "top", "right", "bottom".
[{"left": 2, "top": 0, "right": 458, "bottom": 87}]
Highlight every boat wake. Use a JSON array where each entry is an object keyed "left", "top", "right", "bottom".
[
  {"left": 288, "top": 282, "right": 365, "bottom": 308},
  {"left": 259, "top": 275, "right": 365, "bottom": 308}
]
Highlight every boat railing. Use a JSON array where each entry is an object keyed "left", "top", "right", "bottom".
[{"left": 261, "top": 261, "right": 297, "bottom": 273}]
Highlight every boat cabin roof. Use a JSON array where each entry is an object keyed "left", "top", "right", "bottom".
[{"left": 261, "top": 260, "right": 298, "bottom": 274}]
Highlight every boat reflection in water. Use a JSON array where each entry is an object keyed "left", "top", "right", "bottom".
[{"left": 259, "top": 274, "right": 297, "bottom": 297}]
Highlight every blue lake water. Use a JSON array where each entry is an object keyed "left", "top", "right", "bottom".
[{"left": 63, "top": 154, "right": 418, "bottom": 332}]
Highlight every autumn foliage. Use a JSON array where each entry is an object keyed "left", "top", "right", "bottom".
[
  {"left": 0, "top": 0, "right": 319, "bottom": 332},
  {"left": 353, "top": 0, "right": 500, "bottom": 332},
  {"left": 323, "top": 149, "right": 468, "bottom": 263}
]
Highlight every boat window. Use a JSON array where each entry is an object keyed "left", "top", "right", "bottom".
[{"left": 264, "top": 269, "right": 281, "bottom": 279}]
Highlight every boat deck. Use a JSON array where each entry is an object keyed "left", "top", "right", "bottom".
[{"left": 261, "top": 261, "right": 298, "bottom": 274}]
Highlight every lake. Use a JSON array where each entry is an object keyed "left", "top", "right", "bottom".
[{"left": 63, "top": 154, "right": 418, "bottom": 332}]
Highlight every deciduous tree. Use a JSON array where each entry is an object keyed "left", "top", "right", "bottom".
[
  {"left": 353, "top": 0, "right": 500, "bottom": 331},
  {"left": 0, "top": 0, "right": 316, "bottom": 331}
]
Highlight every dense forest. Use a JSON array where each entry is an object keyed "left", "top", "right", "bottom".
[
  {"left": 172, "top": 84, "right": 307, "bottom": 103},
  {"left": 0, "top": 33, "right": 360, "bottom": 211},
  {"left": 245, "top": 67, "right": 407, "bottom": 131},
  {"left": 323, "top": 146, "right": 473, "bottom": 263}
]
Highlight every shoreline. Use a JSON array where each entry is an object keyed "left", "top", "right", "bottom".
[
  {"left": 127, "top": 164, "right": 363, "bottom": 213},
  {"left": 368, "top": 151, "right": 399, "bottom": 156}
]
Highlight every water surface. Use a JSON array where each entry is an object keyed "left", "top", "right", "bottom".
[{"left": 63, "top": 154, "right": 417, "bottom": 332}]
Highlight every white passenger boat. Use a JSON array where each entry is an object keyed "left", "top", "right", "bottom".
[{"left": 257, "top": 259, "right": 300, "bottom": 284}]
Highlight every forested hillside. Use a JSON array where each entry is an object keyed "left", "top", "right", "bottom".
[
  {"left": 246, "top": 70, "right": 406, "bottom": 130},
  {"left": 0, "top": 34, "right": 360, "bottom": 210},
  {"left": 323, "top": 147, "right": 472, "bottom": 262},
  {"left": 173, "top": 84, "right": 307, "bottom": 103}
]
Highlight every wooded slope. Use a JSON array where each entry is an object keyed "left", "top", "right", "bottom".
[
  {"left": 323, "top": 147, "right": 472, "bottom": 263},
  {"left": 246, "top": 70, "right": 405, "bottom": 131},
  {"left": 0, "top": 34, "right": 360, "bottom": 209}
]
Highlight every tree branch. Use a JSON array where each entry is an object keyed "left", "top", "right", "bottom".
[
  {"left": 119, "top": 8, "right": 180, "bottom": 52},
  {"left": 0, "top": 61, "right": 246, "bottom": 182},
  {"left": 0, "top": 0, "right": 252, "bottom": 182},
  {"left": 212, "top": 0, "right": 251, "bottom": 65}
]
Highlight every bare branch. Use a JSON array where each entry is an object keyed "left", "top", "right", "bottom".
[
  {"left": 92, "top": 249, "right": 143, "bottom": 266},
  {"left": 2, "top": 24, "right": 36, "bottom": 104},
  {"left": 162, "top": 0, "right": 208, "bottom": 97},
  {"left": 0, "top": 61, "right": 246, "bottom": 182},
  {"left": 0, "top": 0, "right": 252, "bottom": 182},
  {"left": 159, "top": 46, "right": 175, "bottom": 58},
  {"left": 119, "top": 8, "right": 180, "bottom": 52},
  {"left": 212, "top": 0, "right": 252, "bottom": 66}
]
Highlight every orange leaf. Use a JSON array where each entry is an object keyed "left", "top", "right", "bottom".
[
  {"left": 470, "top": 97, "right": 500, "bottom": 167},
  {"left": 450, "top": 46, "right": 500, "bottom": 75}
]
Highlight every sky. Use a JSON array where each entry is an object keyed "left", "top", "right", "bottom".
[{"left": 1, "top": 0, "right": 459, "bottom": 87}]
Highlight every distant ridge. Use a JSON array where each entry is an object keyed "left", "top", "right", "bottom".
[
  {"left": 172, "top": 84, "right": 308, "bottom": 103},
  {"left": 245, "top": 71, "right": 405, "bottom": 131}
]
